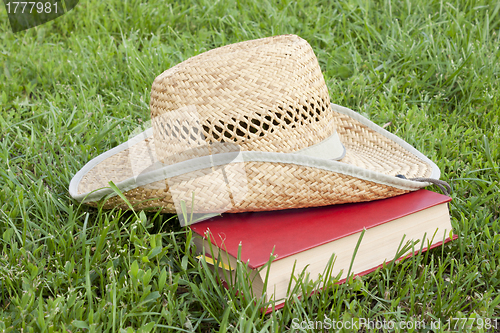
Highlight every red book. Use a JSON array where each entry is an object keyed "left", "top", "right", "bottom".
[{"left": 191, "top": 189, "right": 454, "bottom": 310}]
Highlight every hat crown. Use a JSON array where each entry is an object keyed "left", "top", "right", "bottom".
[{"left": 150, "top": 35, "right": 335, "bottom": 164}]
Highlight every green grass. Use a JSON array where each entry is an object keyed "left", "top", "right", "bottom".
[{"left": 1, "top": 0, "right": 499, "bottom": 331}]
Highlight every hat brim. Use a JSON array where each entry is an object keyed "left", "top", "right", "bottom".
[{"left": 69, "top": 104, "right": 440, "bottom": 213}]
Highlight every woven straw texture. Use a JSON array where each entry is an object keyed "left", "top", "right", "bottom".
[
  {"left": 88, "top": 163, "right": 409, "bottom": 213},
  {"left": 78, "top": 107, "right": 431, "bottom": 213},
  {"left": 74, "top": 34, "right": 434, "bottom": 214},
  {"left": 150, "top": 35, "right": 335, "bottom": 165}
]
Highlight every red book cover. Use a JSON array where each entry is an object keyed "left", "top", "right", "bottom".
[{"left": 190, "top": 189, "right": 453, "bottom": 269}]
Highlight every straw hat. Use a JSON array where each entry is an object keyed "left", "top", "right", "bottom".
[{"left": 69, "top": 35, "right": 442, "bottom": 222}]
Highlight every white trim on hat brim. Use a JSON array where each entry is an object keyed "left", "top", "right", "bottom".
[{"left": 69, "top": 104, "right": 440, "bottom": 204}]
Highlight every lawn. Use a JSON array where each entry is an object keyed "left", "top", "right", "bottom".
[{"left": 1, "top": 0, "right": 499, "bottom": 331}]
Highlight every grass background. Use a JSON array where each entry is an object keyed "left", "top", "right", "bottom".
[{"left": 1, "top": 0, "right": 499, "bottom": 331}]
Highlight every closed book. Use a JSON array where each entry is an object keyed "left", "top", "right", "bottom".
[{"left": 191, "top": 189, "right": 454, "bottom": 309}]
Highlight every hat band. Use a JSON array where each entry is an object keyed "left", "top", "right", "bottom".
[{"left": 295, "top": 130, "right": 345, "bottom": 160}]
